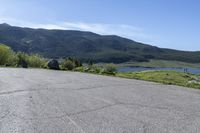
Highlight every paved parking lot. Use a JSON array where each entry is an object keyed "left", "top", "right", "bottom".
[{"left": 0, "top": 68, "right": 200, "bottom": 133}]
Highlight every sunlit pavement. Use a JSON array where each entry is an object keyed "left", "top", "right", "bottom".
[{"left": 0, "top": 68, "right": 200, "bottom": 133}]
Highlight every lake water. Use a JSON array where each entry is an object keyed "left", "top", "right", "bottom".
[{"left": 117, "top": 67, "right": 200, "bottom": 75}]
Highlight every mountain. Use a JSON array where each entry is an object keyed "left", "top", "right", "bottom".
[{"left": 0, "top": 23, "right": 200, "bottom": 63}]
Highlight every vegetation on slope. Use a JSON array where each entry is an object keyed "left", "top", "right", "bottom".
[
  {"left": 74, "top": 64, "right": 200, "bottom": 89},
  {"left": 1, "top": 23, "right": 200, "bottom": 63},
  {"left": 0, "top": 44, "right": 47, "bottom": 68},
  {"left": 0, "top": 44, "right": 83, "bottom": 70},
  {"left": 0, "top": 44, "right": 15, "bottom": 65},
  {"left": 60, "top": 57, "right": 82, "bottom": 70},
  {"left": 116, "top": 71, "right": 200, "bottom": 89},
  {"left": 74, "top": 63, "right": 117, "bottom": 75},
  {"left": 1, "top": 43, "right": 200, "bottom": 90}
]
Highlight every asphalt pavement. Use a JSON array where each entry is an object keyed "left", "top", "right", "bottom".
[{"left": 0, "top": 68, "right": 200, "bottom": 133}]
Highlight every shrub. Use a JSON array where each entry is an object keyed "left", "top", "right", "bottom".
[
  {"left": 6, "top": 54, "right": 18, "bottom": 66},
  {"left": 88, "top": 60, "right": 93, "bottom": 66},
  {"left": 74, "top": 65, "right": 106, "bottom": 74},
  {"left": 74, "top": 66, "right": 85, "bottom": 72},
  {"left": 103, "top": 63, "right": 117, "bottom": 75},
  {"left": 74, "top": 58, "right": 82, "bottom": 67},
  {"left": 16, "top": 52, "right": 29, "bottom": 67},
  {"left": 88, "top": 65, "right": 102, "bottom": 73},
  {"left": 60, "top": 57, "right": 82, "bottom": 70},
  {"left": 61, "top": 59, "right": 74, "bottom": 70},
  {"left": 0, "top": 44, "right": 15, "bottom": 65},
  {"left": 27, "top": 54, "right": 47, "bottom": 68},
  {"left": 0, "top": 44, "right": 49, "bottom": 68}
]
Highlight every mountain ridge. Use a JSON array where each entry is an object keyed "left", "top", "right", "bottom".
[{"left": 0, "top": 23, "right": 200, "bottom": 63}]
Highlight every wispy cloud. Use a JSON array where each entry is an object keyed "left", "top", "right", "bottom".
[
  {"left": 32, "top": 22, "right": 155, "bottom": 42},
  {"left": 0, "top": 17, "right": 156, "bottom": 43}
]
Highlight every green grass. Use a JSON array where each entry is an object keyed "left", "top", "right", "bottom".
[
  {"left": 118, "top": 60, "right": 200, "bottom": 68},
  {"left": 75, "top": 65, "right": 200, "bottom": 89},
  {"left": 116, "top": 71, "right": 200, "bottom": 89}
]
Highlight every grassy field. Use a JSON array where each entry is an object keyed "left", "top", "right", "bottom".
[
  {"left": 74, "top": 64, "right": 200, "bottom": 89},
  {"left": 116, "top": 71, "right": 200, "bottom": 89},
  {"left": 118, "top": 60, "right": 200, "bottom": 68}
]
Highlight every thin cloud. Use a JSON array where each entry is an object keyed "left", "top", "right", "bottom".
[
  {"left": 34, "top": 22, "right": 154, "bottom": 41},
  {"left": 0, "top": 17, "right": 156, "bottom": 43}
]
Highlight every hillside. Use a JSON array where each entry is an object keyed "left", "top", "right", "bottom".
[{"left": 0, "top": 23, "right": 200, "bottom": 63}]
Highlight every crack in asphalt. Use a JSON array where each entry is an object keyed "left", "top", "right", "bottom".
[
  {"left": 142, "top": 123, "right": 148, "bottom": 133},
  {"left": 0, "top": 110, "right": 10, "bottom": 120},
  {"left": 118, "top": 102, "right": 169, "bottom": 111},
  {"left": 0, "top": 88, "right": 48, "bottom": 96},
  {"left": 0, "top": 84, "right": 130, "bottom": 97},
  {"left": 68, "top": 103, "right": 118, "bottom": 116},
  {"left": 0, "top": 84, "right": 112, "bottom": 96},
  {"left": 76, "top": 83, "right": 152, "bottom": 91}
]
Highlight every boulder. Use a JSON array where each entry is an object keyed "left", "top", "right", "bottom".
[
  {"left": 47, "top": 59, "right": 60, "bottom": 70},
  {"left": 19, "top": 60, "right": 28, "bottom": 68}
]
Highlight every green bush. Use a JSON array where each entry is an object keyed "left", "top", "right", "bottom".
[
  {"left": 74, "top": 66, "right": 85, "bottom": 72},
  {"left": 88, "top": 65, "right": 102, "bottom": 73},
  {"left": 74, "top": 65, "right": 102, "bottom": 74},
  {"left": 61, "top": 59, "right": 74, "bottom": 70},
  {"left": 0, "top": 44, "right": 15, "bottom": 66},
  {"left": 74, "top": 64, "right": 116, "bottom": 75},
  {"left": 16, "top": 52, "right": 29, "bottom": 67},
  {"left": 0, "top": 44, "right": 117, "bottom": 75},
  {"left": 102, "top": 63, "right": 116, "bottom": 75},
  {"left": 27, "top": 54, "right": 47, "bottom": 68},
  {"left": 16, "top": 52, "right": 47, "bottom": 68},
  {"left": 60, "top": 57, "right": 82, "bottom": 70},
  {"left": 74, "top": 58, "right": 82, "bottom": 67},
  {"left": 6, "top": 54, "right": 18, "bottom": 66}
]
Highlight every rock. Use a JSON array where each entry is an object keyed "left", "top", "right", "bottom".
[
  {"left": 19, "top": 60, "right": 28, "bottom": 68},
  {"left": 47, "top": 59, "right": 60, "bottom": 70}
]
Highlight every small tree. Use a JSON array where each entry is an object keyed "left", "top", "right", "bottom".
[
  {"left": 61, "top": 57, "right": 82, "bottom": 70},
  {"left": 27, "top": 54, "right": 46, "bottom": 68},
  {"left": 74, "top": 58, "right": 82, "bottom": 67},
  {"left": 103, "top": 63, "right": 117, "bottom": 74},
  {"left": 88, "top": 60, "right": 93, "bottom": 66},
  {"left": 16, "top": 52, "right": 28, "bottom": 68},
  {"left": 0, "top": 44, "right": 14, "bottom": 65},
  {"left": 61, "top": 59, "right": 74, "bottom": 70}
]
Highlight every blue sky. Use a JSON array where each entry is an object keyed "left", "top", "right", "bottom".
[{"left": 0, "top": 0, "right": 199, "bottom": 51}]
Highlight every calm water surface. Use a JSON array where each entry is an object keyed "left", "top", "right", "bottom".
[{"left": 117, "top": 67, "right": 200, "bottom": 75}]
